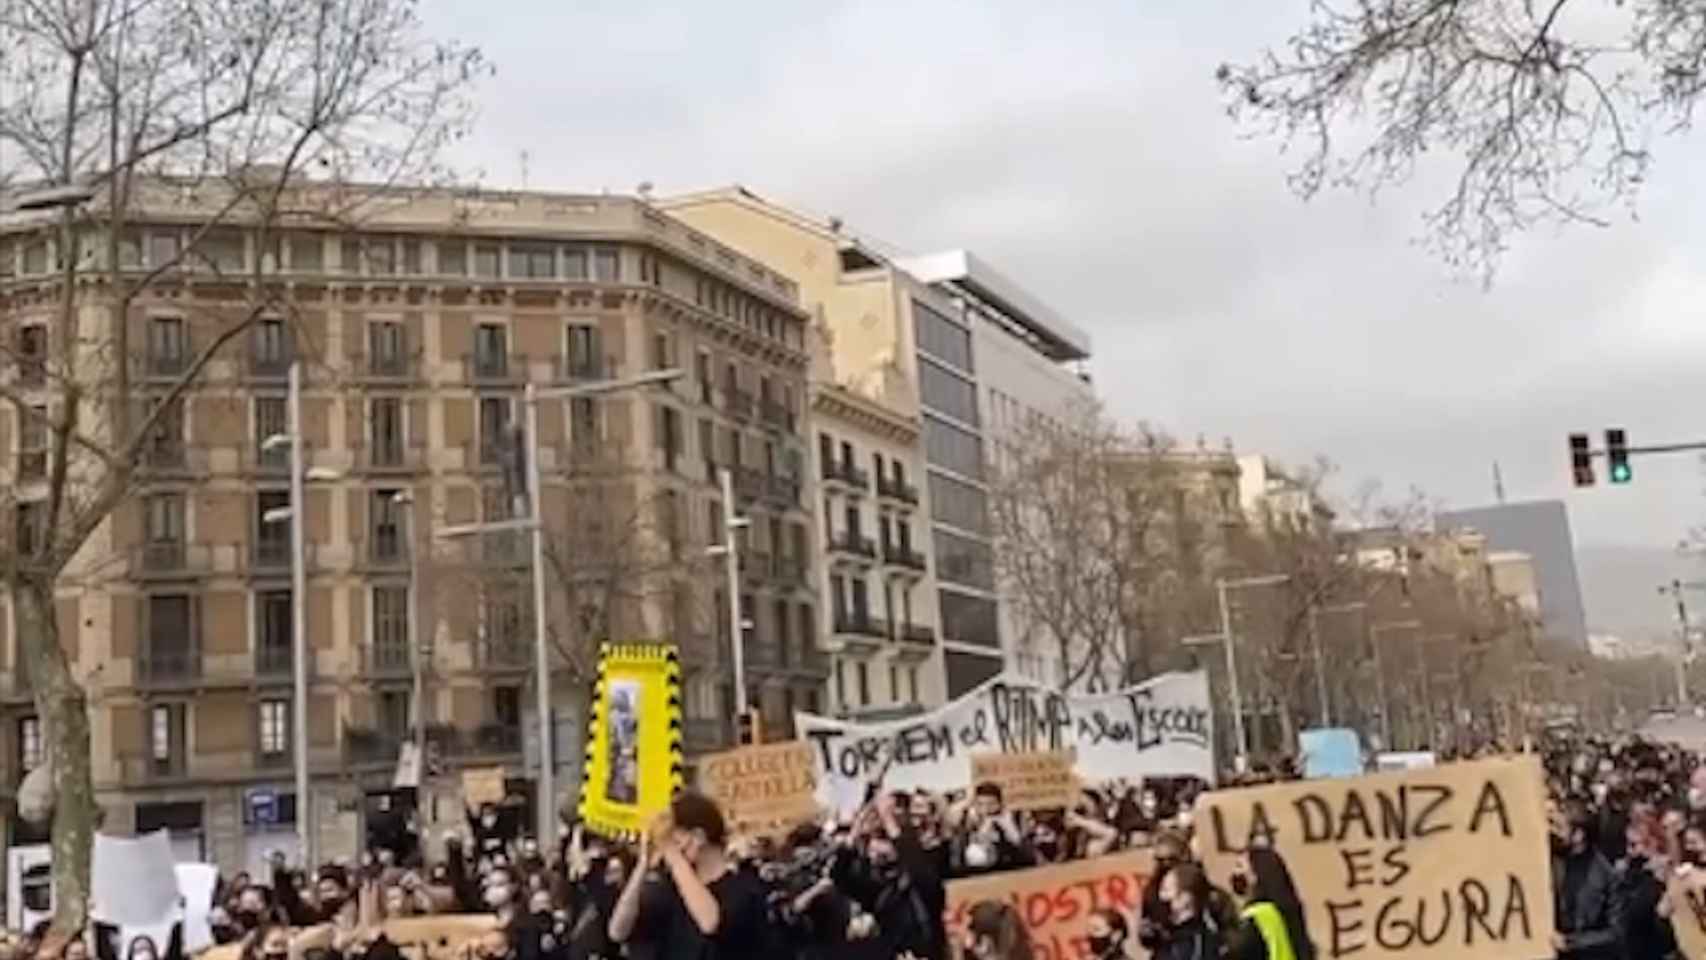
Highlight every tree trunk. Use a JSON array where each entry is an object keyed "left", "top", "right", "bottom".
[{"left": 17, "top": 576, "right": 97, "bottom": 936}]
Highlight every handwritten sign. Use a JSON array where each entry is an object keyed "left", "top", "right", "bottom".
[
  {"left": 796, "top": 670, "right": 1212, "bottom": 814},
  {"left": 1195, "top": 755, "right": 1553, "bottom": 960},
  {"left": 697, "top": 741, "right": 818, "bottom": 838},
  {"left": 1669, "top": 868, "right": 1706, "bottom": 960},
  {"left": 972, "top": 750, "right": 1078, "bottom": 812},
  {"left": 945, "top": 850, "right": 1154, "bottom": 960},
  {"left": 200, "top": 915, "right": 499, "bottom": 960},
  {"left": 461, "top": 767, "right": 506, "bottom": 807}
]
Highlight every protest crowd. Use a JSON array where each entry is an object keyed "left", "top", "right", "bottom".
[{"left": 15, "top": 726, "right": 1706, "bottom": 960}]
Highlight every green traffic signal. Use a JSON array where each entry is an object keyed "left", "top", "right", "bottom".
[
  {"left": 1606, "top": 428, "right": 1631, "bottom": 484},
  {"left": 1610, "top": 462, "right": 1632, "bottom": 484}
]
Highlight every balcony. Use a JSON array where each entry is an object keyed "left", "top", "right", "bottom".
[
  {"left": 896, "top": 622, "right": 936, "bottom": 660},
  {"left": 731, "top": 466, "right": 767, "bottom": 505},
  {"left": 827, "top": 530, "right": 877, "bottom": 563},
  {"left": 130, "top": 541, "right": 212, "bottom": 581},
  {"left": 741, "top": 550, "right": 773, "bottom": 586},
  {"left": 254, "top": 643, "right": 315, "bottom": 681},
  {"left": 474, "top": 636, "right": 531, "bottom": 672},
  {"left": 877, "top": 474, "right": 920, "bottom": 505},
  {"left": 759, "top": 399, "right": 794, "bottom": 433},
  {"left": 137, "top": 646, "right": 201, "bottom": 689},
  {"left": 771, "top": 554, "right": 808, "bottom": 589},
  {"left": 140, "top": 444, "right": 209, "bottom": 479},
  {"left": 831, "top": 610, "right": 887, "bottom": 654},
  {"left": 118, "top": 751, "right": 189, "bottom": 784},
  {"left": 344, "top": 727, "right": 402, "bottom": 766},
  {"left": 552, "top": 353, "right": 609, "bottom": 384},
  {"left": 356, "top": 441, "right": 424, "bottom": 475},
  {"left": 352, "top": 350, "right": 418, "bottom": 383},
  {"left": 725, "top": 387, "right": 753, "bottom": 420},
  {"left": 248, "top": 538, "right": 293, "bottom": 574},
  {"left": 462, "top": 724, "right": 523, "bottom": 756},
  {"left": 462, "top": 352, "right": 526, "bottom": 384},
  {"left": 821, "top": 458, "right": 870, "bottom": 492},
  {"left": 246, "top": 349, "right": 294, "bottom": 381},
  {"left": 364, "top": 642, "right": 413, "bottom": 679},
  {"left": 764, "top": 474, "right": 800, "bottom": 510},
  {"left": 363, "top": 533, "right": 411, "bottom": 569},
  {"left": 881, "top": 543, "right": 928, "bottom": 575}
]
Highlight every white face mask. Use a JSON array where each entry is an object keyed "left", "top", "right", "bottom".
[
  {"left": 1591, "top": 783, "right": 1609, "bottom": 803},
  {"left": 1690, "top": 787, "right": 1705, "bottom": 810},
  {"left": 964, "top": 842, "right": 993, "bottom": 869}
]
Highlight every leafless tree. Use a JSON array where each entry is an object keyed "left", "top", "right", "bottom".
[
  {"left": 0, "top": 0, "right": 484, "bottom": 933},
  {"left": 987, "top": 399, "right": 1219, "bottom": 691},
  {"left": 1218, "top": 0, "right": 1706, "bottom": 279}
]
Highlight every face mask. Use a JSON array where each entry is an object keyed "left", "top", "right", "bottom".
[
  {"left": 485, "top": 884, "right": 512, "bottom": 909},
  {"left": 1088, "top": 935, "right": 1114, "bottom": 956},
  {"left": 235, "top": 911, "right": 261, "bottom": 931},
  {"left": 1036, "top": 840, "right": 1060, "bottom": 859},
  {"left": 483, "top": 816, "right": 498, "bottom": 829},
  {"left": 1689, "top": 788, "right": 1705, "bottom": 809},
  {"left": 263, "top": 952, "right": 288, "bottom": 960},
  {"left": 1230, "top": 872, "right": 1251, "bottom": 898},
  {"left": 964, "top": 842, "right": 992, "bottom": 869},
  {"left": 1592, "top": 783, "right": 1609, "bottom": 803}
]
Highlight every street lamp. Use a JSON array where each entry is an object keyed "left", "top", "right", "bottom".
[
  {"left": 392, "top": 490, "right": 425, "bottom": 783},
  {"left": 440, "top": 367, "right": 684, "bottom": 846},
  {"left": 258, "top": 361, "right": 341, "bottom": 868},
  {"left": 705, "top": 470, "right": 752, "bottom": 714},
  {"left": 1215, "top": 573, "right": 1289, "bottom": 773}
]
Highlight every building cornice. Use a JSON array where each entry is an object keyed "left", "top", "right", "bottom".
[{"left": 810, "top": 381, "right": 919, "bottom": 446}]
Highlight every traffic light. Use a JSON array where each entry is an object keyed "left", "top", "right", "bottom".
[
  {"left": 1606, "top": 428, "right": 1631, "bottom": 484},
  {"left": 1569, "top": 433, "right": 1594, "bottom": 487},
  {"left": 736, "top": 707, "right": 763, "bottom": 746}
]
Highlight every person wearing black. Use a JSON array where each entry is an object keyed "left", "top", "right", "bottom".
[
  {"left": 271, "top": 859, "right": 357, "bottom": 928},
  {"left": 484, "top": 865, "right": 545, "bottom": 960},
  {"left": 831, "top": 793, "right": 947, "bottom": 960},
  {"left": 1613, "top": 814, "right": 1676, "bottom": 960},
  {"left": 1224, "top": 848, "right": 1316, "bottom": 960},
  {"left": 1551, "top": 799, "right": 1621, "bottom": 960},
  {"left": 1152, "top": 863, "right": 1221, "bottom": 960},
  {"left": 608, "top": 791, "right": 770, "bottom": 959}
]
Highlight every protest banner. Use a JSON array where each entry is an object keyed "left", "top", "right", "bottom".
[
  {"left": 578, "top": 644, "right": 684, "bottom": 839},
  {"left": 1195, "top": 755, "right": 1552, "bottom": 960},
  {"left": 461, "top": 767, "right": 506, "bottom": 807},
  {"left": 1668, "top": 868, "right": 1706, "bottom": 960},
  {"left": 698, "top": 741, "right": 819, "bottom": 838},
  {"left": 971, "top": 749, "right": 1078, "bottom": 812},
  {"left": 201, "top": 915, "right": 498, "bottom": 960},
  {"left": 796, "top": 670, "right": 1212, "bottom": 813},
  {"left": 945, "top": 850, "right": 1155, "bottom": 960},
  {"left": 1298, "top": 728, "right": 1363, "bottom": 779}
]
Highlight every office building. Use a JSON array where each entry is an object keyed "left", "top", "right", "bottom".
[{"left": 1437, "top": 500, "right": 1590, "bottom": 648}]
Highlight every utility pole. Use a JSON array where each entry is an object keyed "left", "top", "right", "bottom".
[
  {"left": 1659, "top": 580, "right": 1696, "bottom": 707},
  {"left": 709, "top": 469, "right": 750, "bottom": 712},
  {"left": 287, "top": 363, "right": 310, "bottom": 867}
]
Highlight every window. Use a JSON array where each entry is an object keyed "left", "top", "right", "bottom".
[
  {"left": 657, "top": 405, "right": 681, "bottom": 470},
  {"left": 478, "top": 397, "right": 512, "bottom": 463},
  {"left": 798, "top": 603, "right": 815, "bottom": 663},
  {"left": 254, "top": 491, "right": 290, "bottom": 563},
  {"left": 21, "top": 240, "right": 47, "bottom": 275},
  {"left": 473, "top": 244, "right": 501, "bottom": 278},
  {"left": 144, "top": 493, "right": 184, "bottom": 544},
  {"left": 493, "top": 685, "right": 522, "bottom": 729},
  {"left": 889, "top": 664, "right": 899, "bottom": 702},
  {"left": 341, "top": 238, "right": 361, "bottom": 273},
  {"left": 934, "top": 529, "right": 995, "bottom": 590},
  {"left": 256, "top": 590, "right": 291, "bottom": 662},
  {"left": 939, "top": 591, "right": 999, "bottom": 648},
  {"left": 508, "top": 244, "right": 555, "bottom": 279},
  {"left": 147, "top": 317, "right": 187, "bottom": 375},
  {"left": 473, "top": 323, "right": 508, "bottom": 377},
  {"left": 928, "top": 473, "right": 989, "bottom": 535},
  {"left": 18, "top": 717, "right": 41, "bottom": 772},
  {"left": 370, "top": 397, "right": 405, "bottom": 465},
  {"left": 651, "top": 332, "right": 671, "bottom": 370},
  {"left": 834, "top": 660, "right": 846, "bottom": 707},
  {"left": 255, "top": 396, "right": 287, "bottom": 468},
  {"left": 563, "top": 246, "right": 588, "bottom": 280},
  {"left": 290, "top": 234, "right": 323, "bottom": 271},
  {"left": 368, "top": 320, "right": 406, "bottom": 375},
  {"left": 698, "top": 418, "right": 715, "bottom": 468},
  {"left": 378, "top": 690, "right": 411, "bottom": 739},
  {"left": 593, "top": 246, "right": 620, "bottom": 281},
  {"left": 908, "top": 666, "right": 920, "bottom": 702},
  {"left": 570, "top": 397, "right": 599, "bottom": 450},
  {"left": 14, "top": 502, "right": 44, "bottom": 558},
  {"left": 914, "top": 300, "right": 974, "bottom": 372},
  {"left": 258, "top": 700, "right": 289, "bottom": 758},
  {"left": 918, "top": 359, "right": 979, "bottom": 426},
  {"left": 695, "top": 351, "right": 712, "bottom": 403},
  {"left": 16, "top": 325, "right": 46, "bottom": 385},
  {"left": 150, "top": 703, "right": 187, "bottom": 771},
  {"left": 775, "top": 599, "right": 791, "bottom": 667},
  {"left": 566, "top": 323, "right": 600, "bottom": 377},
  {"left": 195, "top": 229, "right": 245, "bottom": 273},
  {"left": 365, "top": 237, "right": 396, "bottom": 275},
  {"left": 401, "top": 239, "right": 421, "bottom": 274},
  {"left": 856, "top": 662, "right": 871, "bottom": 706},
  {"left": 251, "top": 317, "right": 290, "bottom": 371},
  {"left": 439, "top": 239, "right": 466, "bottom": 275},
  {"left": 17, "top": 405, "right": 46, "bottom": 480},
  {"left": 370, "top": 489, "right": 406, "bottom": 562},
  {"left": 707, "top": 500, "right": 723, "bottom": 547},
  {"left": 147, "top": 232, "right": 182, "bottom": 270},
  {"left": 372, "top": 585, "right": 410, "bottom": 651},
  {"left": 147, "top": 594, "right": 196, "bottom": 674}
]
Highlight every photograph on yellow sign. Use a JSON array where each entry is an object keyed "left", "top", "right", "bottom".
[{"left": 578, "top": 644, "right": 683, "bottom": 839}]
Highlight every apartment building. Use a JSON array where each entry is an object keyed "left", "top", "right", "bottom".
[
  {"left": 660, "top": 188, "right": 950, "bottom": 709},
  {"left": 813, "top": 382, "right": 937, "bottom": 716},
  {"left": 0, "top": 183, "right": 814, "bottom": 872}
]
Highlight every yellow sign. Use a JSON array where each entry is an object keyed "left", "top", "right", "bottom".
[
  {"left": 1194, "top": 755, "right": 1553, "bottom": 960},
  {"left": 698, "top": 741, "right": 818, "bottom": 838},
  {"left": 971, "top": 749, "right": 1077, "bottom": 812},
  {"left": 461, "top": 767, "right": 506, "bottom": 807},
  {"left": 578, "top": 643, "right": 683, "bottom": 839}
]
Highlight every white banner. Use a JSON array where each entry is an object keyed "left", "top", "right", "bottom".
[{"left": 795, "top": 670, "right": 1214, "bottom": 811}]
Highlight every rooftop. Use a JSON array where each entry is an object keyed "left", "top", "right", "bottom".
[{"left": 899, "top": 249, "right": 1091, "bottom": 362}]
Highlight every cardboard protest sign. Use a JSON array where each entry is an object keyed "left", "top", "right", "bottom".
[
  {"left": 200, "top": 915, "right": 498, "bottom": 960},
  {"left": 461, "top": 767, "right": 506, "bottom": 807},
  {"left": 578, "top": 644, "right": 684, "bottom": 839},
  {"left": 797, "top": 670, "right": 1213, "bottom": 815},
  {"left": 1668, "top": 868, "right": 1706, "bottom": 960},
  {"left": 945, "top": 850, "right": 1155, "bottom": 960},
  {"left": 971, "top": 749, "right": 1078, "bottom": 812},
  {"left": 1195, "top": 755, "right": 1552, "bottom": 960},
  {"left": 697, "top": 741, "right": 819, "bottom": 837}
]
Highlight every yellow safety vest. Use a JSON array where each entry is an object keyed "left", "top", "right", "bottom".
[{"left": 1241, "top": 902, "right": 1298, "bottom": 960}]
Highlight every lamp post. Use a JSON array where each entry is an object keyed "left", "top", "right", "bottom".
[
  {"left": 259, "top": 361, "right": 341, "bottom": 868},
  {"left": 1214, "top": 573, "right": 1289, "bottom": 773},
  {"left": 393, "top": 490, "right": 425, "bottom": 782},
  {"left": 440, "top": 367, "right": 683, "bottom": 846},
  {"left": 706, "top": 469, "right": 751, "bottom": 713}
]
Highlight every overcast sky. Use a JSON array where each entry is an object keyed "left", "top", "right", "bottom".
[{"left": 424, "top": 0, "right": 1706, "bottom": 611}]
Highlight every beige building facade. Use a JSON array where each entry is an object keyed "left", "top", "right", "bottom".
[{"left": 0, "top": 185, "right": 815, "bottom": 870}]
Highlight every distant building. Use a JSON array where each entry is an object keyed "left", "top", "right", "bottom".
[
  {"left": 1436, "top": 501, "right": 1590, "bottom": 649},
  {"left": 1236, "top": 455, "right": 1333, "bottom": 530}
]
